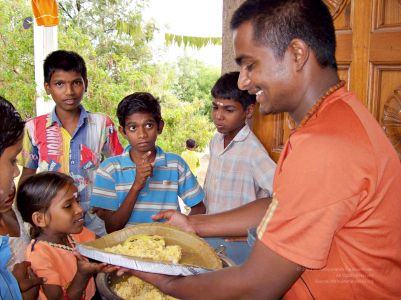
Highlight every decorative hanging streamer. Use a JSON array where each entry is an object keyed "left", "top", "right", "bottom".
[{"left": 31, "top": 0, "right": 59, "bottom": 26}]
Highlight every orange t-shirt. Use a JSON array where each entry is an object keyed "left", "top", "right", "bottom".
[
  {"left": 26, "top": 227, "right": 96, "bottom": 300},
  {"left": 257, "top": 87, "right": 401, "bottom": 299}
]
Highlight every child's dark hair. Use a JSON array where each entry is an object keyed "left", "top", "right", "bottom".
[
  {"left": 0, "top": 96, "right": 25, "bottom": 156},
  {"left": 117, "top": 92, "right": 162, "bottom": 129},
  {"left": 43, "top": 50, "right": 88, "bottom": 84},
  {"left": 17, "top": 171, "right": 75, "bottom": 238},
  {"left": 211, "top": 72, "right": 256, "bottom": 110},
  {"left": 186, "top": 139, "right": 196, "bottom": 149}
]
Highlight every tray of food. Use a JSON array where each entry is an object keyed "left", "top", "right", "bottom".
[
  {"left": 96, "top": 251, "right": 235, "bottom": 300},
  {"left": 76, "top": 223, "right": 222, "bottom": 276}
]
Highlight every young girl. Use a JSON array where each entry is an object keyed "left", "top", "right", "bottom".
[{"left": 17, "top": 171, "right": 115, "bottom": 300}]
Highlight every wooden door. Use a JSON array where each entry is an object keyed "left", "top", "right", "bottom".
[{"left": 252, "top": 0, "right": 401, "bottom": 161}]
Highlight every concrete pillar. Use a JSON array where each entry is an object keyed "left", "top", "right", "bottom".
[
  {"left": 34, "top": 24, "right": 57, "bottom": 116},
  {"left": 222, "top": 0, "right": 245, "bottom": 74}
]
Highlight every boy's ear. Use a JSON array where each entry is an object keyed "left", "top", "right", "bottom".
[
  {"left": 84, "top": 79, "right": 88, "bottom": 92},
  {"left": 32, "top": 211, "right": 47, "bottom": 229},
  {"left": 158, "top": 120, "right": 164, "bottom": 134},
  {"left": 118, "top": 126, "right": 126, "bottom": 138},
  {"left": 245, "top": 103, "right": 255, "bottom": 119},
  {"left": 44, "top": 82, "right": 51, "bottom": 95}
]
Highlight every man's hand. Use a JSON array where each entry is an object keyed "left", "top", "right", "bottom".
[
  {"left": 152, "top": 210, "right": 195, "bottom": 233},
  {"left": 132, "top": 151, "right": 153, "bottom": 191},
  {"left": 12, "top": 261, "right": 46, "bottom": 292}
]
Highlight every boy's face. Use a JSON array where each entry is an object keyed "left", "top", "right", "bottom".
[
  {"left": 0, "top": 138, "right": 22, "bottom": 212},
  {"left": 212, "top": 98, "right": 253, "bottom": 137},
  {"left": 44, "top": 70, "right": 87, "bottom": 114},
  {"left": 119, "top": 112, "right": 163, "bottom": 156}
]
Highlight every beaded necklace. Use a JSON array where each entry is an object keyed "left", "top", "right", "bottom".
[
  {"left": 33, "top": 235, "right": 76, "bottom": 252},
  {"left": 287, "top": 80, "right": 346, "bottom": 130}
]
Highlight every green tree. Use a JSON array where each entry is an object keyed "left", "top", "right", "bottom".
[
  {"left": 0, "top": 0, "right": 216, "bottom": 154},
  {"left": 171, "top": 56, "right": 220, "bottom": 117},
  {"left": 157, "top": 96, "right": 215, "bottom": 154},
  {"left": 57, "top": 0, "right": 158, "bottom": 119},
  {"left": 0, "top": 0, "right": 35, "bottom": 118}
]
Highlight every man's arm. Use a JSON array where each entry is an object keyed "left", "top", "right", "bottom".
[
  {"left": 128, "top": 239, "right": 303, "bottom": 300},
  {"left": 153, "top": 197, "right": 271, "bottom": 237},
  {"left": 18, "top": 167, "right": 36, "bottom": 187},
  {"left": 188, "top": 201, "right": 206, "bottom": 215}
]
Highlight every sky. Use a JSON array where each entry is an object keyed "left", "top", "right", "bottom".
[{"left": 143, "top": 0, "right": 223, "bottom": 66}]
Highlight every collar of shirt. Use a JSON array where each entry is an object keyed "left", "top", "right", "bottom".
[
  {"left": 216, "top": 123, "right": 251, "bottom": 153},
  {"left": 48, "top": 105, "right": 88, "bottom": 128},
  {"left": 123, "top": 145, "right": 167, "bottom": 168}
]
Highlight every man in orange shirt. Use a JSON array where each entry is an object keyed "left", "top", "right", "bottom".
[{"left": 120, "top": 0, "right": 401, "bottom": 299}]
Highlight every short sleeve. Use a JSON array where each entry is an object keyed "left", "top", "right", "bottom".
[
  {"left": 251, "top": 146, "right": 275, "bottom": 198},
  {"left": 18, "top": 125, "right": 39, "bottom": 169},
  {"left": 257, "top": 132, "right": 374, "bottom": 269},
  {"left": 101, "top": 116, "right": 123, "bottom": 158},
  {"left": 90, "top": 161, "right": 119, "bottom": 210},
  {"left": 27, "top": 245, "right": 63, "bottom": 286},
  {"left": 177, "top": 157, "right": 205, "bottom": 207},
  {"left": 258, "top": 194, "right": 358, "bottom": 269}
]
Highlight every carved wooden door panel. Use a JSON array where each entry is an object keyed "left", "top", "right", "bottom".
[{"left": 252, "top": 0, "right": 401, "bottom": 161}]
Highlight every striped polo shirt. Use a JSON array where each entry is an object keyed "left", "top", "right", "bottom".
[{"left": 90, "top": 146, "right": 205, "bottom": 225}]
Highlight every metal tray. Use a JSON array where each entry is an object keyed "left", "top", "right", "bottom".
[
  {"left": 96, "top": 253, "right": 235, "bottom": 300},
  {"left": 77, "top": 223, "right": 222, "bottom": 276}
]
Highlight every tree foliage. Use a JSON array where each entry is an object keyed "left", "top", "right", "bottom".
[
  {"left": 0, "top": 0, "right": 218, "bottom": 154},
  {"left": 171, "top": 56, "right": 220, "bottom": 117},
  {"left": 0, "top": 0, "right": 35, "bottom": 118}
]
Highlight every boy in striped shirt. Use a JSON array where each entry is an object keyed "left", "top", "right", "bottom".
[{"left": 90, "top": 92, "right": 206, "bottom": 233}]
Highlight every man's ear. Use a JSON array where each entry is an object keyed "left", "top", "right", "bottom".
[
  {"left": 44, "top": 82, "right": 51, "bottom": 95},
  {"left": 289, "top": 39, "right": 309, "bottom": 71},
  {"left": 118, "top": 126, "right": 126, "bottom": 138},
  {"left": 245, "top": 103, "right": 255, "bottom": 119},
  {"left": 158, "top": 120, "right": 164, "bottom": 134},
  {"left": 32, "top": 211, "right": 47, "bottom": 229}
]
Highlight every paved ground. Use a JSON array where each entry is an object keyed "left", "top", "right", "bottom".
[{"left": 197, "top": 152, "right": 210, "bottom": 187}]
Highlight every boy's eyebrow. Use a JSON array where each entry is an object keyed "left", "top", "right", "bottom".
[
  {"left": 51, "top": 76, "right": 83, "bottom": 82},
  {"left": 212, "top": 100, "right": 236, "bottom": 108},
  {"left": 125, "top": 119, "right": 156, "bottom": 126}
]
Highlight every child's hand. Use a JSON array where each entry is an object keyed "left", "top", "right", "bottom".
[
  {"left": 74, "top": 252, "right": 118, "bottom": 277},
  {"left": 132, "top": 151, "right": 153, "bottom": 191},
  {"left": 12, "top": 261, "right": 46, "bottom": 292}
]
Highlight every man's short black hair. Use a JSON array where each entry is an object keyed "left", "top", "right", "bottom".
[
  {"left": 117, "top": 92, "right": 162, "bottom": 129},
  {"left": 230, "top": 0, "right": 337, "bottom": 70},
  {"left": 43, "top": 50, "right": 88, "bottom": 83},
  {"left": 0, "top": 96, "right": 25, "bottom": 156},
  {"left": 211, "top": 72, "right": 256, "bottom": 110}
]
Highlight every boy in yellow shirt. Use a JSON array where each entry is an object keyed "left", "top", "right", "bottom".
[{"left": 181, "top": 139, "right": 200, "bottom": 177}]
